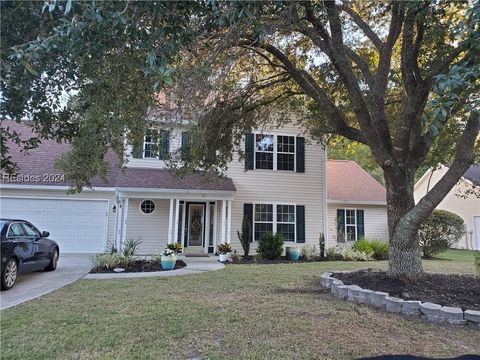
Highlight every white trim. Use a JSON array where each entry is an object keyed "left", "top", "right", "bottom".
[
  {"left": 168, "top": 198, "right": 174, "bottom": 244},
  {"left": 115, "top": 198, "right": 121, "bottom": 250},
  {"left": 204, "top": 201, "right": 210, "bottom": 252},
  {"left": 328, "top": 200, "right": 387, "bottom": 206},
  {"left": 139, "top": 199, "right": 157, "bottom": 215},
  {"left": 121, "top": 198, "right": 129, "bottom": 249},
  {"left": 0, "top": 184, "right": 115, "bottom": 192},
  {"left": 221, "top": 200, "right": 226, "bottom": 244},
  {"left": 0, "top": 195, "right": 110, "bottom": 202},
  {"left": 323, "top": 146, "right": 329, "bottom": 249},
  {"left": 174, "top": 199, "right": 180, "bottom": 244},
  {"left": 181, "top": 201, "right": 186, "bottom": 247},
  {"left": 226, "top": 200, "right": 232, "bottom": 244},
  {"left": 213, "top": 201, "right": 218, "bottom": 251}
]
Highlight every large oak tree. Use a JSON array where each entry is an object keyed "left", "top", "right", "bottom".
[{"left": 1, "top": 1, "right": 479, "bottom": 277}]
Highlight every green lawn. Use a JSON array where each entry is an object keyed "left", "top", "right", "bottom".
[{"left": 1, "top": 251, "right": 479, "bottom": 360}]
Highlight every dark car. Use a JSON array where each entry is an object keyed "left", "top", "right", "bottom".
[{"left": 1, "top": 219, "right": 59, "bottom": 290}]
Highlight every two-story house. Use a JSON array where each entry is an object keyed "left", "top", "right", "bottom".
[{"left": 0, "top": 119, "right": 328, "bottom": 255}]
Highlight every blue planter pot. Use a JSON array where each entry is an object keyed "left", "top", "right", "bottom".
[
  {"left": 161, "top": 255, "right": 177, "bottom": 271},
  {"left": 286, "top": 247, "right": 301, "bottom": 261}
]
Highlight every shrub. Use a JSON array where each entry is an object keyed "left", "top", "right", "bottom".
[
  {"left": 352, "top": 239, "right": 389, "bottom": 260},
  {"left": 319, "top": 233, "right": 326, "bottom": 258},
  {"left": 340, "top": 248, "right": 373, "bottom": 261},
  {"left": 419, "top": 210, "right": 464, "bottom": 258},
  {"left": 237, "top": 217, "right": 252, "bottom": 257},
  {"left": 301, "top": 244, "right": 318, "bottom": 260},
  {"left": 325, "top": 247, "right": 342, "bottom": 261},
  {"left": 90, "top": 253, "right": 133, "bottom": 270},
  {"left": 217, "top": 243, "right": 233, "bottom": 254},
  {"left": 167, "top": 242, "right": 183, "bottom": 253},
  {"left": 475, "top": 253, "right": 480, "bottom": 274},
  {"left": 230, "top": 250, "right": 243, "bottom": 263},
  {"left": 257, "top": 232, "right": 284, "bottom": 260},
  {"left": 122, "top": 236, "right": 143, "bottom": 257}
]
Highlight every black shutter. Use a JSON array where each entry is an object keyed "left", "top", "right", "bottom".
[
  {"left": 181, "top": 131, "right": 191, "bottom": 161},
  {"left": 245, "top": 133, "right": 254, "bottom": 170},
  {"left": 296, "top": 205, "right": 305, "bottom": 243},
  {"left": 356, "top": 210, "right": 365, "bottom": 240},
  {"left": 158, "top": 130, "right": 170, "bottom": 160},
  {"left": 296, "top": 137, "right": 305, "bottom": 173},
  {"left": 337, "top": 209, "right": 345, "bottom": 242},
  {"left": 243, "top": 203, "right": 253, "bottom": 242},
  {"left": 132, "top": 133, "right": 144, "bottom": 159}
]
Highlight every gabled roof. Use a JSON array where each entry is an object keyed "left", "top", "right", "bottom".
[
  {"left": 0, "top": 120, "right": 235, "bottom": 192},
  {"left": 327, "top": 160, "right": 386, "bottom": 204},
  {"left": 463, "top": 164, "right": 480, "bottom": 186}
]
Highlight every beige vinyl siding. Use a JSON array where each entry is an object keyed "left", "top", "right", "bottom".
[
  {"left": 0, "top": 187, "right": 116, "bottom": 248},
  {"left": 414, "top": 166, "right": 480, "bottom": 249},
  {"left": 226, "top": 123, "right": 326, "bottom": 252},
  {"left": 327, "top": 203, "right": 389, "bottom": 247},
  {"left": 125, "top": 198, "right": 170, "bottom": 254}
]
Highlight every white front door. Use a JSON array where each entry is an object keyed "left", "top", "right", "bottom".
[{"left": 188, "top": 204, "right": 204, "bottom": 247}]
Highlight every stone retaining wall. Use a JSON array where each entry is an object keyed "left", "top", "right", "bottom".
[{"left": 320, "top": 271, "right": 480, "bottom": 327}]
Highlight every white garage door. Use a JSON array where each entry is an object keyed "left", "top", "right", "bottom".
[{"left": 0, "top": 197, "right": 109, "bottom": 253}]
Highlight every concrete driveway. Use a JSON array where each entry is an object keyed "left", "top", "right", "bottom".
[{"left": 1, "top": 254, "right": 91, "bottom": 310}]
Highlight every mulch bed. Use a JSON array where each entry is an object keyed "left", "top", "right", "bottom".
[
  {"left": 90, "top": 260, "right": 187, "bottom": 274},
  {"left": 228, "top": 255, "right": 323, "bottom": 264},
  {"left": 332, "top": 269, "right": 480, "bottom": 311}
]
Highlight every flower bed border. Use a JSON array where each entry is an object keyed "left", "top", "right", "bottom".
[{"left": 320, "top": 271, "right": 480, "bottom": 327}]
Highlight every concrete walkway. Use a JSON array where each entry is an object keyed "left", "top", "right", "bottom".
[
  {"left": 1, "top": 254, "right": 91, "bottom": 310},
  {"left": 83, "top": 255, "right": 225, "bottom": 279}
]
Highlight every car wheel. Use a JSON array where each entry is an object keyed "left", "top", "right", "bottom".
[
  {"left": 45, "top": 248, "right": 59, "bottom": 271},
  {"left": 1, "top": 258, "right": 18, "bottom": 291}
]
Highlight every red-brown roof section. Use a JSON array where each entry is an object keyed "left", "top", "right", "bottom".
[
  {"left": 1, "top": 120, "right": 235, "bottom": 192},
  {"left": 327, "top": 160, "right": 386, "bottom": 204}
]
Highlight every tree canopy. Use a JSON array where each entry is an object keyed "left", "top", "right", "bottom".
[{"left": 1, "top": 0, "right": 479, "bottom": 277}]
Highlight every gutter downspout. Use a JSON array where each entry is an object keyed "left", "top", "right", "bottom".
[{"left": 323, "top": 144, "right": 329, "bottom": 251}]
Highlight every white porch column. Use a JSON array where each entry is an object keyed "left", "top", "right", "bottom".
[
  {"left": 168, "top": 198, "right": 174, "bottom": 244},
  {"left": 174, "top": 199, "right": 180, "bottom": 244},
  {"left": 221, "top": 200, "right": 227, "bottom": 244},
  {"left": 226, "top": 200, "right": 232, "bottom": 244},
  {"left": 212, "top": 201, "right": 218, "bottom": 250},
  {"left": 114, "top": 199, "right": 121, "bottom": 250},
  {"left": 121, "top": 198, "right": 129, "bottom": 249},
  {"left": 181, "top": 202, "right": 186, "bottom": 247},
  {"left": 204, "top": 202, "right": 210, "bottom": 253}
]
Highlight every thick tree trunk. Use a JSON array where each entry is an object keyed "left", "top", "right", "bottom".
[{"left": 385, "top": 170, "right": 423, "bottom": 278}]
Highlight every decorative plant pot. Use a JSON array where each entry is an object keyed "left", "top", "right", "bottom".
[
  {"left": 219, "top": 253, "right": 229, "bottom": 262},
  {"left": 286, "top": 247, "right": 301, "bottom": 261},
  {"left": 161, "top": 254, "right": 177, "bottom": 271}
]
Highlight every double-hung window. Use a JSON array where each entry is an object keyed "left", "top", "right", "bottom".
[
  {"left": 254, "top": 204, "right": 273, "bottom": 241},
  {"left": 255, "top": 135, "right": 274, "bottom": 170},
  {"left": 143, "top": 129, "right": 169, "bottom": 159},
  {"left": 276, "top": 204, "right": 296, "bottom": 242},
  {"left": 276, "top": 136, "right": 295, "bottom": 171},
  {"left": 337, "top": 209, "right": 365, "bottom": 242}
]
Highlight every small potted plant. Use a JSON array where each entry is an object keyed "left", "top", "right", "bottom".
[
  {"left": 286, "top": 246, "right": 301, "bottom": 261},
  {"left": 160, "top": 248, "right": 177, "bottom": 270},
  {"left": 217, "top": 243, "right": 232, "bottom": 262},
  {"left": 167, "top": 242, "right": 183, "bottom": 254}
]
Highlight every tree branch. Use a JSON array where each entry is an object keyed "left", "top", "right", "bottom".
[
  {"left": 403, "top": 111, "right": 479, "bottom": 228},
  {"left": 339, "top": 3, "right": 383, "bottom": 50}
]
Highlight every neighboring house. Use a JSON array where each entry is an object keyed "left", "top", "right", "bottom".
[
  {"left": 0, "top": 120, "right": 327, "bottom": 255},
  {"left": 326, "top": 160, "right": 389, "bottom": 246},
  {"left": 414, "top": 165, "right": 480, "bottom": 250}
]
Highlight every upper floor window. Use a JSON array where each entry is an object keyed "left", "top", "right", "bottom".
[
  {"left": 143, "top": 129, "right": 169, "bottom": 160},
  {"left": 254, "top": 134, "right": 295, "bottom": 171}
]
